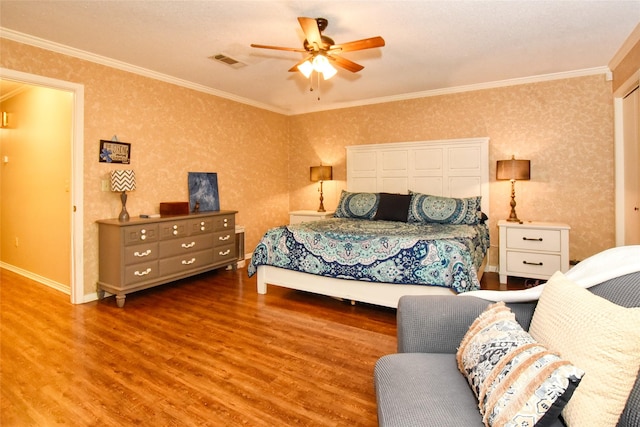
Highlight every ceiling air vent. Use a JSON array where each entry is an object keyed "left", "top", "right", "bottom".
[{"left": 209, "top": 54, "right": 247, "bottom": 69}]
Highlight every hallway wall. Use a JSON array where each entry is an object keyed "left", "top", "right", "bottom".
[{"left": 1, "top": 85, "right": 73, "bottom": 287}]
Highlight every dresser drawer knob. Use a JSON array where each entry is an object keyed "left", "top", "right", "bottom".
[
  {"left": 141, "top": 235, "right": 147, "bottom": 240},
  {"left": 219, "top": 249, "right": 231, "bottom": 256},
  {"left": 173, "top": 225, "right": 178, "bottom": 229},
  {"left": 141, "top": 229, "right": 146, "bottom": 234},
  {"left": 173, "top": 230, "right": 178, "bottom": 236},
  {"left": 182, "top": 258, "right": 196, "bottom": 265},
  {"left": 523, "top": 261, "right": 544, "bottom": 266},
  {"left": 219, "top": 234, "right": 231, "bottom": 241},
  {"left": 134, "top": 268, "right": 152, "bottom": 276},
  {"left": 134, "top": 249, "right": 152, "bottom": 257},
  {"left": 181, "top": 241, "right": 196, "bottom": 249},
  {"left": 522, "top": 237, "right": 543, "bottom": 241}
]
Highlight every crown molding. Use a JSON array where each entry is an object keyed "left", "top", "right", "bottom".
[
  {"left": 609, "top": 23, "right": 640, "bottom": 70},
  {"left": 0, "top": 27, "right": 288, "bottom": 115},
  {"left": 1, "top": 27, "right": 612, "bottom": 116}
]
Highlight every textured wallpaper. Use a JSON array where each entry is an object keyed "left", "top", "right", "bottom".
[
  {"left": 289, "top": 75, "right": 615, "bottom": 266},
  {"left": 1, "top": 37, "right": 616, "bottom": 299},
  {"left": 1, "top": 39, "right": 289, "bottom": 297}
]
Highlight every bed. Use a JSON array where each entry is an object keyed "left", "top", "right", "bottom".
[{"left": 248, "top": 137, "right": 490, "bottom": 308}]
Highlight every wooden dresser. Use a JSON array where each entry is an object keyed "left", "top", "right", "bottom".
[{"left": 97, "top": 210, "right": 237, "bottom": 307}]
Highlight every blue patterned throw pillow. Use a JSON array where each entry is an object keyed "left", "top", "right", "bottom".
[
  {"left": 334, "top": 191, "right": 380, "bottom": 219},
  {"left": 408, "top": 193, "right": 481, "bottom": 225},
  {"left": 457, "top": 302, "right": 584, "bottom": 427}
]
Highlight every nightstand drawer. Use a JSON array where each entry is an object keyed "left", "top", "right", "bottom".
[
  {"left": 506, "top": 228, "right": 561, "bottom": 252},
  {"left": 506, "top": 251, "right": 560, "bottom": 278}
]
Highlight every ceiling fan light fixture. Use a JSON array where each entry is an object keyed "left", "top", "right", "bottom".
[
  {"left": 298, "top": 60, "right": 314, "bottom": 78},
  {"left": 320, "top": 61, "right": 337, "bottom": 80},
  {"left": 297, "top": 55, "right": 337, "bottom": 80}
]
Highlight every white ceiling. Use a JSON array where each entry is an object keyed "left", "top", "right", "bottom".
[{"left": 1, "top": 1, "right": 639, "bottom": 115}]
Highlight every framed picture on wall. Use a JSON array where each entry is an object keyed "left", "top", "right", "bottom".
[
  {"left": 99, "top": 140, "right": 131, "bottom": 164},
  {"left": 188, "top": 172, "right": 220, "bottom": 212}
]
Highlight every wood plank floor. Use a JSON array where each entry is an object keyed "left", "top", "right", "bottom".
[{"left": 0, "top": 267, "right": 509, "bottom": 426}]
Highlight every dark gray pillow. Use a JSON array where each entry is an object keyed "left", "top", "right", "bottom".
[{"left": 374, "top": 193, "right": 411, "bottom": 222}]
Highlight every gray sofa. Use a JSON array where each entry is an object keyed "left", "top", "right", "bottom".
[{"left": 374, "top": 271, "right": 640, "bottom": 426}]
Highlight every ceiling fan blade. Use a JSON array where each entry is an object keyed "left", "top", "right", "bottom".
[
  {"left": 250, "top": 43, "right": 306, "bottom": 53},
  {"left": 328, "top": 55, "right": 364, "bottom": 73},
  {"left": 298, "top": 17, "right": 322, "bottom": 49},
  {"left": 330, "top": 36, "right": 385, "bottom": 53}
]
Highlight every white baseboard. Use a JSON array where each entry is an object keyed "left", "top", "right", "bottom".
[{"left": 0, "top": 262, "right": 70, "bottom": 295}]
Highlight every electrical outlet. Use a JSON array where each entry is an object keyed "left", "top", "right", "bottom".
[{"left": 101, "top": 179, "right": 110, "bottom": 192}]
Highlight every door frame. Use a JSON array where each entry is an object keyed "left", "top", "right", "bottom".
[
  {"left": 0, "top": 67, "right": 84, "bottom": 304},
  {"left": 613, "top": 68, "right": 640, "bottom": 246}
]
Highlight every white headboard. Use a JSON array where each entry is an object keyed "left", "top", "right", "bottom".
[{"left": 346, "top": 137, "right": 490, "bottom": 213}]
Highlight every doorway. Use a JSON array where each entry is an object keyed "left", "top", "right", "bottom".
[{"left": 0, "top": 68, "right": 84, "bottom": 304}]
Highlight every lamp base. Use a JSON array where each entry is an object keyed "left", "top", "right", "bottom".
[
  {"left": 119, "top": 191, "right": 130, "bottom": 222},
  {"left": 317, "top": 181, "right": 326, "bottom": 212},
  {"left": 505, "top": 180, "right": 521, "bottom": 222}
]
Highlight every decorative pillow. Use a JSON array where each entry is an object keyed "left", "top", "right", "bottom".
[
  {"left": 529, "top": 271, "right": 640, "bottom": 427},
  {"left": 457, "top": 301, "right": 584, "bottom": 427},
  {"left": 408, "top": 193, "right": 481, "bottom": 224},
  {"left": 334, "top": 191, "right": 379, "bottom": 219},
  {"left": 373, "top": 193, "right": 411, "bottom": 222}
]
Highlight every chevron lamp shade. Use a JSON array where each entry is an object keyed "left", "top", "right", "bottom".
[{"left": 110, "top": 169, "right": 136, "bottom": 192}]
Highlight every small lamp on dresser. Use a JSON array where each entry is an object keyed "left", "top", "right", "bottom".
[
  {"left": 496, "top": 155, "right": 530, "bottom": 223},
  {"left": 110, "top": 169, "right": 136, "bottom": 221},
  {"left": 310, "top": 165, "right": 333, "bottom": 212}
]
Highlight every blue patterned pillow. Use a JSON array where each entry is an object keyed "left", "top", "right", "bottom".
[
  {"left": 408, "top": 193, "right": 481, "bottom": 224},
  {"left": 334, "top": 191, "right": 379, "bottom": 219},
  {"left": 457, "top": 302, "right": 584, "bottom": 427}
]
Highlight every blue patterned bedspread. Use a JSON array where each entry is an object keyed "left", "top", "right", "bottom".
[{"left": 247, "top": 218, "right": 489, "bottom": 293}]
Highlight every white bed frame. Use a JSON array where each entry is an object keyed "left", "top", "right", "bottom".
[{"left": 256, "top": 137, "right": 490, "bottom": 308}]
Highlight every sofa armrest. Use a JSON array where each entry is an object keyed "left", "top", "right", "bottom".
[{"left": 397, "top": 295, "right": 539, "bottom": 353}]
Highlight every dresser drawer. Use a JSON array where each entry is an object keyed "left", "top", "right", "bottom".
[
  {"left": 506, "top": 227, "right": 561, "bottom": 252},
  {"left": 506, "top": 251, "right": 561, "bottom": 278},
  {"left": 189, "top": 218, "right": 215, "bottom": 235},
  {"left": 159, "top": 234, "right": 213, "bottom": 258},
  {"left": 214, "top": 244, "right": 235, "bottom": 263},
  {"left": 124, "top": 242, "right": 159, "bottom": 265},
  {"left": 213, "top": 215, "right": 235, "bottom": 231},
  {"left": 123, "top": 224, "right": 158, "bottom": 245},
  {"left": 158, "top": 249, "right": 214, "bottom": 276},
  {"left": 213, "top": 230, "right": 235, "bottom": 247},
  {"left": 124, "top": 261, "right": 159, "bottom": 285},
  {"left": 159, "top": 220, "right": 189, "bottom": 240}
]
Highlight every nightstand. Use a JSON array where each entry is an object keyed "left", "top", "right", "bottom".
[
  {"left": 498, "top": 220, "right": 570, "bottom": 284},
  {"left": 289, "top": 210, "right": 335, "bottom": 225}
]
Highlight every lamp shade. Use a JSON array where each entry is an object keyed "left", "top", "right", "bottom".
[
  {"left": 310, "top": 165, "right": 333, "bottom": 182},
  {"left": 110, "top": 169, "right": 136, "bottom": 192},
  {"left": 496, "top": 156, "right": 530, "bottom": 181}
]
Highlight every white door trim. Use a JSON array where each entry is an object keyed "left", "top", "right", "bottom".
[
  {"left": 613, "top": 69, "right": 640, "bottom": 246},
  {"left": 0, "top": 67, "right": 84, "bottom": 304}
]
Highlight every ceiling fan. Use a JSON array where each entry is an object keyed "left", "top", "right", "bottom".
[{"left": 250, "top": 17, "right": 385, "bottom": 80}]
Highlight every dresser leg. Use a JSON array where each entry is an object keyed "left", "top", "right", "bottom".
[
  {"left": 116, "top": 294, "right": 126, "bottom": 308},
  {"left": 499, "top": 274, "right": 507, "bottom": 284}
]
